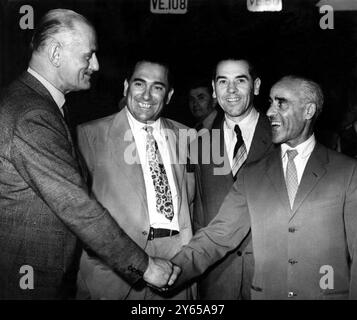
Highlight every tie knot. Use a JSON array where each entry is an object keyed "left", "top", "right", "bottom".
[
  {"left": 286, "top": 149, "right": 298, "bottom": 160},
  {"left": 145, "top": 125, "right": 154, "bottom": 135},
  {"left": 234, "top": 124, "right": 242, "bottom": 139}
]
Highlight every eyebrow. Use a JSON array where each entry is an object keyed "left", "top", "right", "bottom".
[
  {"left": 132, "top": 78, "right": 167, "bottom": 88},
  {"left": 215, "top": 75, "right": 249, "bottom": 81},
  {"left": 271, "top": 96, "right": 288, "bottom": 103}
]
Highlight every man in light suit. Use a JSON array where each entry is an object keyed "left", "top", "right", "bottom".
[
  {"left": 170, "top": 75, "right": 357, "bottom": 299},
  {"left": 76, "top": 59, "right": 195, "bottom": 300},
  {"left": 0, "top": 9, "right": 177, "bottom": 299},
  {"left": 192, "top": 58, "right": 273, "bottom": 299}
]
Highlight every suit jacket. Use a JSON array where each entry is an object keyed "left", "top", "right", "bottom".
[
  {"left": 0, "top": 72, "right": 148, "bottom": 299},
  {"left": 76, "top": 108, "right": 195, "bottom": 299},
  {"left": 192, "top": 111, "right": 273, "bottom": 299},
  {"left": 173, "top": 143, "right": 357, "bottom": 299}
]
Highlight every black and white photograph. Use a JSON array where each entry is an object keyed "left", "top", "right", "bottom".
[{"left": 1, "top": 0, "right": 357, "bottom": 309}]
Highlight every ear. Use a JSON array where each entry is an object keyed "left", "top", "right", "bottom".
[
  {"left": 212, "top": 80, "right": 217, "bottom": 98},
  {"left": 166, "top": 88, "right": 174, "bottom": 104},
  {"left": 305, "top": 102, "right": 317, "bottom": 120},
  {"left": 47, "top": 40, "right": 61, "bottom": 67},
  {"left": 123, "top": 79, "right": 129, "bottom": 96},
  {"left": 253, "top": 77, "right": 261, "bottom": 96}
]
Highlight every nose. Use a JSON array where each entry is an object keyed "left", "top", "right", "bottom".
[
  {"left": 90, "top": 53, "right": 100, "bottom": 72},
  {"left": 227, "top": 81, "right": 237, "bottom": 93},
  {"left": 142, "top": 85, "right": 152, "bottom": 100},
  {"left": 266, "top": 103, "right": 276, "bottom": 118}
]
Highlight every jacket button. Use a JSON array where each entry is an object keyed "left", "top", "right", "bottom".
[
  {"left": 288, "top": 259, "right": 297, "bottom": 265},
  {"left": 142, "top": 231, "right": 148, "bottom": 236},
  {"left": 237, "top": 251, "right": 242, "bottom": 256},
  {"left": 288, "top": 227, "right": 296, "bottom": 233}
]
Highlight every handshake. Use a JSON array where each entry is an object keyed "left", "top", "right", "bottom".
[{"left": 143, "top": 257, "right": 181, "bottom": 290}]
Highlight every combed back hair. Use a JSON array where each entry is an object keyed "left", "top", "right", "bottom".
[
  {"left": 188, "top": 78, "right": 213, "bottom": 95},
  {"left": 212, "top": 57, "right": 259, "bottom": 82},
  {"left": 125, "top": 59, "right": 173, "bottom": 89},
  {"left": 30, "top": 9, "right": 93, "bottom": 53},
  {"left": 281, "top": 75, "right": 324, "bottom": 117}
]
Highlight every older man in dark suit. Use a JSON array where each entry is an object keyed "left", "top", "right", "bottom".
[
  {"left": 0, "top": 9, "right": 177, "bottom": 299},
  {"left": 191, "top": 58, "right": 273, "bottom": 300},
  {"left": 170, "top": 76, "right": 357, "bottom": 299}
]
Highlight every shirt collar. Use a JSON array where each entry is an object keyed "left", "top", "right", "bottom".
[
  {"left": 27, "top": 67, "right": 65, "bottom": 108},
  {"left": 125, "top": 107, "right": 162, "bottom": 134},
  {"left": 281, "top": 134, "right": 316, "bottom": 160},
  {"left": 224, "top": 107, "right": 258, "bottom": 131}
]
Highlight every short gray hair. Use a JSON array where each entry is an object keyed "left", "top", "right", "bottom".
[
  {"left": 30, "top": 9, "right": 93, "bottom": 52},
  {"left": 280, "top": 75, "right": 324, "bottom": 117}
]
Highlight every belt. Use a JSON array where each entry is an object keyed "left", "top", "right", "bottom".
[{"left": 148, "top": 227, "right": 179, "bottom": 240}]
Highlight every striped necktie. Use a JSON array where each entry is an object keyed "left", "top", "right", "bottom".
[{"left": 231, "top": 124, "right": 247, "bottom": 179}]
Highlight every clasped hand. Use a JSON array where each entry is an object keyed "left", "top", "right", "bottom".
[{"left": 143, "top": 257, "right": 181, "bottom": 291}]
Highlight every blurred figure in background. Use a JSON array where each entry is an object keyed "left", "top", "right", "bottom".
[{"left": 188, "top": 79, "right": 219, "bottom": 130}]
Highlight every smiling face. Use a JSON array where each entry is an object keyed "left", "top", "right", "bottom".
[
  {"left": 267, "top": 78, "right": 315, "bottom": 147},
  {"left": 189, "top": 86, "right": 214, "bottom": 121},
  {"left": 213, "top": 60, "right": 261, "bottom": 121},
  {"left": 58, "top": 21, "right": 99, "bottom": 93},
  {"left": 124, "top": 62, "right": 173, "bottom": 123}
]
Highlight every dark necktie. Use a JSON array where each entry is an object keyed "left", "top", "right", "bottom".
[
  {"left": 61, "top": 103, "right": 76, "bottom": 141},
  {"left": 62, "top": 103, "right": 90, "bottom": 184},
  {"left": 232, "top": 124, "right": 247, "bottom": 179},
  {"left": 145, "top": 126, "right": 174, "bottom": 221}
]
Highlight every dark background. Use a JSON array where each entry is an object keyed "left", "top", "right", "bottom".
[{"left": 1, "top": 0, "right": 357, "bottom": 146}]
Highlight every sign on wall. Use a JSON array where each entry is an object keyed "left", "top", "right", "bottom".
[
  {"left": 150, "top": 0, "right": 188, "bottom": 14},
  {"left": 247, "top": 0, "right": 282, "bottom": 12}
]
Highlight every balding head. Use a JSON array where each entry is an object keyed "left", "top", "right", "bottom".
[
  {"left": 267, "top": 75, "right": 323, "bottom": 147},
  {"left": 30, "top": 9, "right": 93, "bottom": 53},
  {"left": 29, "top": 9, "right": 99, "bottom": 94},
  {"left": 278, "top": 76, "right": 324, "bottom": 119}
]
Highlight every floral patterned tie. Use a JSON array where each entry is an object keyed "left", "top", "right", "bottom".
[{"left": 145, "top": 126, "right": 174, "bottom": 221}]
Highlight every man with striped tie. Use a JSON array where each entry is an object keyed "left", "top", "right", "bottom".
[
  {"left": 171, "top": 75, "right": 357, "bottom": 299},
  {"left": 191, "top": 58, "right": 274, "bottom": 300}
]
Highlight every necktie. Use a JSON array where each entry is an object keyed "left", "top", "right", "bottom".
[
  {"left": 145, "top": 126, "right": 174, "bottom": 221},
  {"left": 61, "top": 103, "right": 70, "bottom": 126},
  {"left": 231, "top": 124, "right": 247, "bottom": 179},
  {"left": 62, "top": 103, "right": 90, "bottom": 184},
  {"left": 285, "top": 149, "right": 299, "bottom": 208},
  {"left": 61, "top": 103, "right": 76, "bottom": 142}
]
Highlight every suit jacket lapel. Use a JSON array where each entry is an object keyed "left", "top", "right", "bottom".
[
  {"left": 247, "top": 113, "right": 273, "bottom": 163},
  {"left": 108, "top": 110, "right": 148, "bottom": 209},
  {"left": 210, "top": 116, "right": 233, "bottom": 182},
  {"left": 290, "top": 143, "right": 328, "bottom": 220},
  {"left": 19, "top": 71, "right": 75, "bottom": 154},
  {"left": 19, "top": 72, "right": 63, "bottom": 117},
  {"left": 266, "top": 148, "right": 292, "bottom": 212}
]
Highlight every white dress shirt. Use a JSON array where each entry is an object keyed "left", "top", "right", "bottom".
[
  {"left": 126, "top": 108, "right": 179, "bottom": 231},
  {"left": 281, "top": 134, "right": 316, "bottom": 185},
  {"left": 27, "top": 67, "right": 65, "bottom": 114},
  {"left": 224, "top": 107, "right": 260, "bottom": 169}
]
